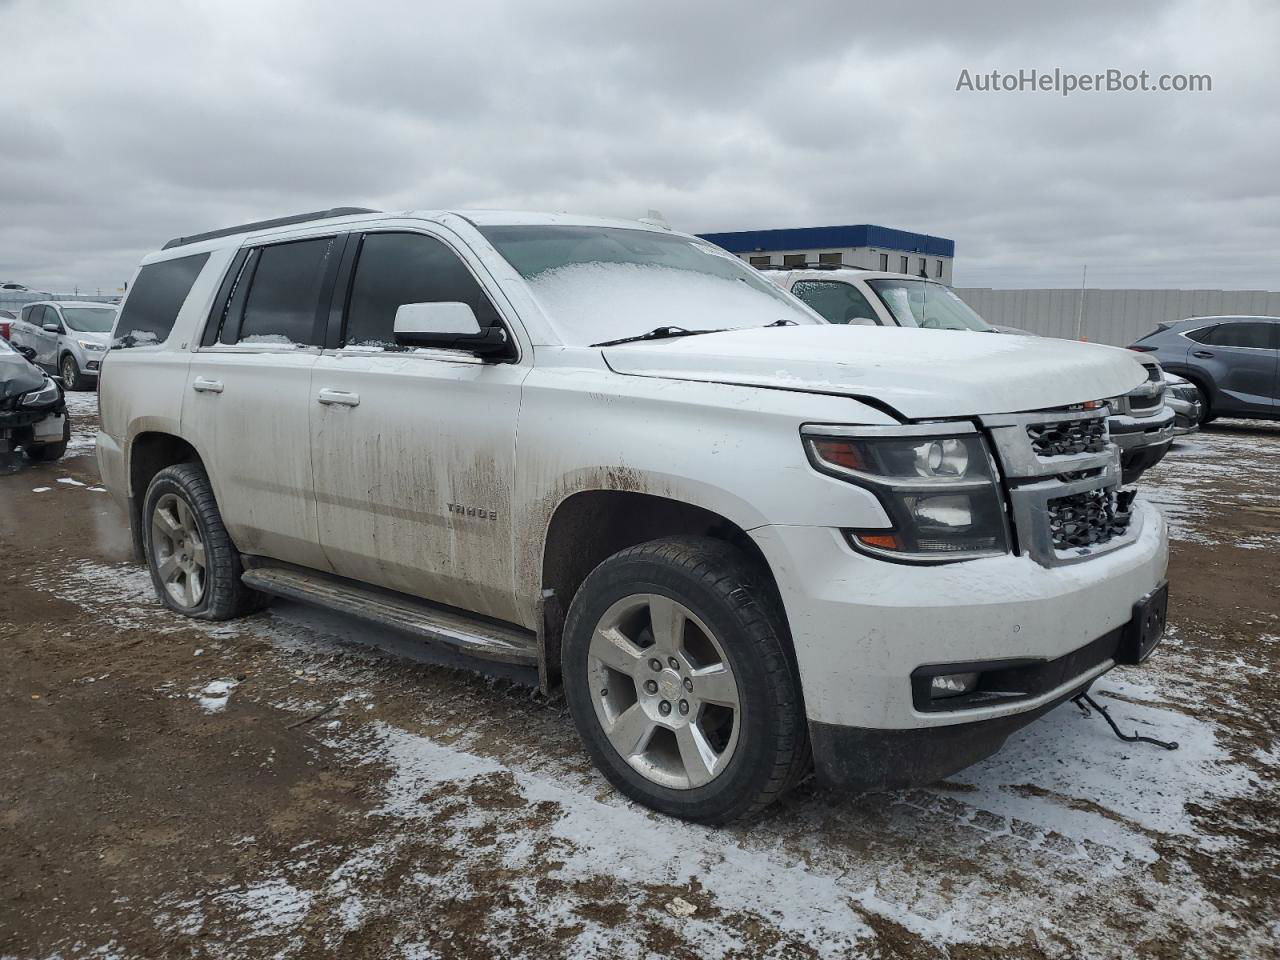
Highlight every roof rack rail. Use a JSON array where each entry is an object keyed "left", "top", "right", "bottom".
[
  {"left": 161, "top": 207, "right": 382, "bottom": 251},
  {"left": 753, "top": 262, "right": 868, "bottom": 272}
]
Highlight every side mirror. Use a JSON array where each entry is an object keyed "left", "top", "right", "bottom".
[
  {"left": 16, "top": 345, "right": 37, "bottom": 361},
  {"left": 392, "top": 302, "right": 512, "bottom": 358},
  {"left": 43, "top": 323, "right": 62, "bottom": 334}
]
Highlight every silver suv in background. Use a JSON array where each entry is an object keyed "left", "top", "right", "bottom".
[
  {"left": 764, "top": 265, "right": 1176, "bottom": 484},
  {"left": 10, "top": 300, "right": 117, "bottom": 390}
]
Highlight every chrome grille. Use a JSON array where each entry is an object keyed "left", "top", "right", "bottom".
[
  {"left": 983, "top": 406, "right": 1141, "bottom": 567},
  {"left": 1026, "top": 418, "right": 1108, "bottom": 457},
  {"left": 1048, "top": 488, "right": 1130, "bottom": 550}
]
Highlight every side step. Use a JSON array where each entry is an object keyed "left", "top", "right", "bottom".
[{"left": 241, "top": 565, "right": 539, "bottom": 666}]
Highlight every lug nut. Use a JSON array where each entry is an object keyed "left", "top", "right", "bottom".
[
  {"left": 649, "top": 658, "right": 662, "bottom": 672},
  {"left": 679, "top": 700, "right": 689, "bottom": 715},
  {"left": 668, "top": 657, "right": 679, "bottom": 670},
  {"left": 645, "top": 679, "right": 658, "bottom": 694},
  {"left": 659, "top": 701, "right": 671, "bottom": 716},
  {"left": 683, "top": 677, "right": 693, "bottom": 692}
]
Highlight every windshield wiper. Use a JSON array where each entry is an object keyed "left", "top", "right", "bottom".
[
  {"left": 762, "top": 318, "right": 797, "bottom": 327},
  {"left": 591, "top": 326, "right": 726, "bottom": 348}
]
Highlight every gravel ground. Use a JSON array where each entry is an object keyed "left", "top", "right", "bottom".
[{"left": 1, "top": 395, "right": 1277, "bottom": 960}]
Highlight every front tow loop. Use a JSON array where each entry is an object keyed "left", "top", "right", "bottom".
[{"left": 1072, "top": 691, "right": 1180, "bottom": 751}]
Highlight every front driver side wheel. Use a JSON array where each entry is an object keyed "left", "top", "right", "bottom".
[
  {"left": 562, "top": 536, "right": 808, "bottom": 824},
  {"left": 143, "top": 463, "right": 266, "bottom": 620},
  {"left": 61, "top": 354, "right": 88, "bottom": 391}
]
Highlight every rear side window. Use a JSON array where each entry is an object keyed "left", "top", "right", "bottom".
[
  {"left": 114, "top": 253, "right": 210, "bottom": 348},
  {"left": 1197, "top": 321, "right": 1274, "bottom": 349},
  {"left": 237, "top": 238, "right": 336, "bottom": 346},
  {"left": 791, "top": 280, "right": 880, "bottom": 326},
  {"left": 342, "top": 232, "right": 502, "bottom": 349}
]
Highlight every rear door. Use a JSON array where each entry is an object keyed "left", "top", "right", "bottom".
[
  {"left": 1186, "top": 319, "right": 1277, "bottom": 416},
  {"left": 309, "top": 227, "right": 528, "bottom": 623},
  {"left": 182, "top": 234, "right": 343, "bottom": 571}
]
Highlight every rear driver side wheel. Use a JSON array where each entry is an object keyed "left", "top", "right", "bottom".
[{"left": 143, "top": 463, "right": 267, "bottom": 620}]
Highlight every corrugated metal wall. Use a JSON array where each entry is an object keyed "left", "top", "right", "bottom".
[{"left": 954, "top": 288, "right": 1280, "bottom": 346}]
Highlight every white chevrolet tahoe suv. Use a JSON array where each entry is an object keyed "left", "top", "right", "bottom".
[{"left": 98, "top": 208, "right": 1169, "bottom": 824}]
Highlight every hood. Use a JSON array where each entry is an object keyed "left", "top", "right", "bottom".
[
  {"left": 72, "top": 329, "right": 110, "bottom": 346},
  {"left": 0, "top": 349, "right": 47, "bottom": 401},
  {"left": 602, "top": 326, "right": 1147, "bottom": 420}
]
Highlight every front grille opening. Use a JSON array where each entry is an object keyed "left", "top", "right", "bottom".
[
  {"left": 1048, "top": 488, "right": 1130, "bottom": 551},
  {"left": 1129, "top": 393, "right": 1163, "bottom": 411},
  {"left": 1027, "top": 418, "right": 1107, "bottom": 457}
]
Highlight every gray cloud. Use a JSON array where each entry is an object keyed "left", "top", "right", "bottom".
[{"left": 0, "top": 0, "right": 1275, "bottom": 293}]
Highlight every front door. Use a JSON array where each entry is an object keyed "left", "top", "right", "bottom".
[
  {"left": 1186, "top": 319, "right": 1279, "bottom": 417},
  {"left": 309, "top": 228, "right": 528, "bottom": 624},
  {"left": 181, "top": 234, "right": 343, "bottom": 571}
]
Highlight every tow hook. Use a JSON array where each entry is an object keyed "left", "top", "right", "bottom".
[{"left": 1072, "top": 691, "right": 1179, "bottom": 751}]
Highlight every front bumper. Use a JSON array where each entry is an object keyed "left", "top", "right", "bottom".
[
  {"left": 0, "top": 402, "right": 66, "bottom": 452},
  {"left": 750, "top": 499, "right": 1167, "bottom": 735},
  {"left": 1166, "top": 395, "right": 1201, "bottom": 434},
  {"left": 1110, "top": 407, "right": 1175, "bottom": 482}
]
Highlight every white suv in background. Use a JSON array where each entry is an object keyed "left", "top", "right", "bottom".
[
  {"left": 11, "top": 300, "right": 117, "bottom": 390},
  {"left": 98, "top": 208, "right": 1169, "bottom": 823}
]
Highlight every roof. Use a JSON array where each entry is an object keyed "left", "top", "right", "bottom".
[
  {"left": 25, "top": 300, "right": 118, "bottom": 309},
  {"left": 765, "top": 267, "right": 937, "bottom": 285},
  {"left": 697, "top": 224, "right": 954, "bottom": 258},
  {"left": 156, "top": 208, "right": 685, "bottom": 256}
]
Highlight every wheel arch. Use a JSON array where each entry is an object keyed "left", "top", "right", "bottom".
[
  {"left": 537, "top": 489, "right": 792, "bottom": 690},
  {"left": 125, "top": 431, "right": 205, "bottom": 561}
]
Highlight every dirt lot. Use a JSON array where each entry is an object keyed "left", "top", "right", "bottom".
[{"left": 1, "top": 395, "right": 1277, "bottom": 960}]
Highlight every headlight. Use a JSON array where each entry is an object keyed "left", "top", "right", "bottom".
[
  {"left": 21, "top": 377, "right": 61, "bottom": 407},
  {"left": 77, "top": 339, "right": 105, "bottom": 351},
  {"left": 803, "top": 425, "right": 1010, "bottom": 563}
]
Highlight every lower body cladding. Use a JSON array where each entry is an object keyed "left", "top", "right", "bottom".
[
  {"left": 751, "top": 500, "right": 1168, "bottom": 790},
  {"left": 1110, "top": 408, "right": 1175, "bottom": 484}
]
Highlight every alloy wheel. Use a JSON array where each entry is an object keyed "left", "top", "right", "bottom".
[
  {"left": 151, "top": 493, "right": 207, "bottom": 608},
  {"left": 587, "top": 593, "right": 741, "bottom": 790}
]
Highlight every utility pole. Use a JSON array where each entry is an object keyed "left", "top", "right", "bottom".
[{"left": 1074, "top": 265, "right": 1088, "bottom": 341}]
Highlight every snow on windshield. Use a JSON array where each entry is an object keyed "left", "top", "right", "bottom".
[
  {"left": 527, "top": 262, "right": 813, "bottom": 346},
  {"left": 480, "top": 225, "right": 817, "bottom": 346}
]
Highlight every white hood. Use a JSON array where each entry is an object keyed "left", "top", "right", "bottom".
[{"left": 603, "top": 326, "right": 1147, "bottom": 420}]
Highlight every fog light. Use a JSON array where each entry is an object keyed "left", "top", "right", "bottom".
[{"left": 930, "top": 672, "right": 980, "bottom": 698}]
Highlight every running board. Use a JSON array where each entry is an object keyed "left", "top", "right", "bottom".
[{"left": 241, "top": 565, "right": 539, "bottom": 666}]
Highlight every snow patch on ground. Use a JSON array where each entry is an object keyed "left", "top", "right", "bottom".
[{"left": 195, "top": 678, "right": 239, "bottom": 713}]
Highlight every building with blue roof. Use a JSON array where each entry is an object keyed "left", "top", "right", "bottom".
[{"left": 696, "top": 224, "right": 955, "bottom": 284}]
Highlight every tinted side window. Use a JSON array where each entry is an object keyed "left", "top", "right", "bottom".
[
  {"left": 114, "top": 253, "right": 210, "bottom": 348},
  {"left": 1202, "top": 321, "right": 1273, "bottom": 349},
  {"left": 343, "top": 232, "right": 502, "bottom": 348},
  {"left": 238, "top": 238, "right": 336, "bottom": 346},
  {"left": 791, "top": 280, "right": 880, "bottom": 326}
]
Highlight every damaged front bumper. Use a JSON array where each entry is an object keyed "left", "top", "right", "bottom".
[
  {"left": 0, "top": 398, "right": 67, "bottom": 454},
  {"left": 1109, "top": 406, "right": 1175, "bottom": 483}
]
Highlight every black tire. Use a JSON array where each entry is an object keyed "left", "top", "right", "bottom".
[
  {"left": 24, "top": 417, "right": 70, "bottom": 462},
  {"left": 142, "top": 462, "right": 267, "bottom": 620},
  {"left": 562, "top": 536, "right": 808, "bottom": 825},
  {"left": 60, "top": 354, "right": 88, "bottom": 391}
]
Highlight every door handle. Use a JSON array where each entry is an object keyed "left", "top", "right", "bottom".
[
  {"left": 317, "top": 388, "right": 360, "bottom": 407},
  {"left": 1192, "top": 350, "right": 1214, "bottom": 358},
  {"left": 192, "top": 377, "right": 224, "bottom": 394}
]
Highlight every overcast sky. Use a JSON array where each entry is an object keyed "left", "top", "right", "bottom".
[{"left": 1, "top": 0, "right": 1276, "bottom": 293}]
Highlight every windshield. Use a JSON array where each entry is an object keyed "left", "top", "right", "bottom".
[
  {"left": 60, "top": 307, "right": 117, "bottom": 332},
  {"left": 478, "top": 225, "right": 819, "bottom": 345},
  {"left": 867, "top": 280, "right": 992, "bottom": 332}
]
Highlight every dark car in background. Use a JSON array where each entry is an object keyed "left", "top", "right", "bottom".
[{"left": 1130, "top": 316, "right": 1279, "bottom": 424}]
